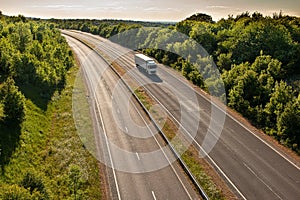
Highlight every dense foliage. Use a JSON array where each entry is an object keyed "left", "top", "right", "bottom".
[
  {"left": 0, "top": 14, "right": 101, "bottom": 199},
  {"left": 57, "top": 12, "right": 300, "bottom": 153}
]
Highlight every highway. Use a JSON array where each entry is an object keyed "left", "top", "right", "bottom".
[
  {"left": 63, "top": 30, "right": 300, "bottom": 200},
  {"left": 64, "top": 34, "right": 201, "bottom": 200}
]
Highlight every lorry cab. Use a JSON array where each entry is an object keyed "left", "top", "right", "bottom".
[{"left": 146, "top": 60, "right": 157, "bottom": 75}]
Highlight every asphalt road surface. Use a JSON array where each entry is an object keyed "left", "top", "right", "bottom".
[
  {"left": 64, "top": 34, "right": 201, "bottom": 200},
  {"left": 63, "top": 30, "right": 300, "bottom": 200}
]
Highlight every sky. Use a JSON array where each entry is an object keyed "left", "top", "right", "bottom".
[{"left": 1, "top": 0, "right": 299, "bottom": 21}]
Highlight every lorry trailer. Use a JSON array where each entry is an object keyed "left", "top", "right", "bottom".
[{"left": 134, "top": 54, "right": 157, "bottom": 75}]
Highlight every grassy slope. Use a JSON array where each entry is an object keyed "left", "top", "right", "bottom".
[{"left": 0, "top": 64, "right": 102, "bottom": 199}]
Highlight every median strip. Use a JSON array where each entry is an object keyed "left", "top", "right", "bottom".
[{"left": 66, "top": 32, "right": 236, "bottom": 199}]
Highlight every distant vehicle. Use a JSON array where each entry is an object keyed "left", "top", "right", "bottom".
[{"left": 134, "top": 54, "right": 157, "bottom": 75}]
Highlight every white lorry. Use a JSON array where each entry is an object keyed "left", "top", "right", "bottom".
[{"left": 134, "top": 54, "right": 157, "bottom": 75}]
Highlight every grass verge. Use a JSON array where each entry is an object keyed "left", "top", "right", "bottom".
[{"left": 0, "top": 64, "right": 102, "bottom": 199}]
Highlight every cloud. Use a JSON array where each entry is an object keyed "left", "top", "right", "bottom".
[
  {"left": 87, "top": 6, "right": 126, "bottom": 11},
  {"left": 144, "top": 7, "right": 181, "bottom": 12},
  {"left": 29, "top": 4, "right": 84, "bottom": 10},
  {"left": 206, "top": 5, "right": 230, "bottom": 9}
]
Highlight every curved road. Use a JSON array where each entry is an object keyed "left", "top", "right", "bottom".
[
  {"left": 63, "top": 30, "right": 300, "bottom": 200},
  {"left": 64, "top": 34, "right": 201, "bottom": 200}
]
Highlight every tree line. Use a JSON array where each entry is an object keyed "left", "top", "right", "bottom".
[
  {"left": 0, "top": 14, "right": 74, "bottom": 123},
  {"left": 56, "top": 12, "right": 300, "bottom": 153},
  {"left": 0, "top": 14, "right": 85, "bottom": 199}
]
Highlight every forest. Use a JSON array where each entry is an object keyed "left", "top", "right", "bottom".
[
  {"left": 0, "top": 14, "right": 101, "bottom": 199},
  {"left": 56, "top": 12, "right": 300, "bottom": 154}
]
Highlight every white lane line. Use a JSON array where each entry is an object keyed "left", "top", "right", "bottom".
[
  {"left": 136, "top": 152, "right": 140, "bottom": 160},
  {"left": 94, "top": 87, "right": 122, "bottom": 200},
  {"left": 125, "top": 126, "right": 128, "bottom": 133},
  {"left": 72, "top": 40, "right": 122, "bottom": 200},
  {"left": 162, "top": 64, "right": 300, "bottom": 171},
  {"left": 151, "top": 191, "right": 157, "bottom": 200},
  {"left": 243, "top": 163, "right": 283, "bottom": 200},
  {"left": 74, "top": 36, "right": 191, "bottom": 199},
  {"left": 105, "top": 60, "right": 194, "bottom": 199},
  {"left": 126, "top": 69, "right": 247, "bottom": 200},
  {"left": 128, "top": 89, "right": 194, "bottom": 200},
  {"left": 87, "top": 42, "right": 239, "bottom": 199}
]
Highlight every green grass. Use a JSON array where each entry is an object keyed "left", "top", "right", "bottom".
[
  {"left": 134, "top": 89, "right": 152, "bottom": 110},
  {"left": 181, "top": 151, "right": 224, "bottom": 200},
  {"left": 0, "top": 65, "right": 102, "bottom": 199}
]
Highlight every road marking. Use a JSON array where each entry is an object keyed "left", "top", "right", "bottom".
[
  {"left": 243, "top": 163, "right": 283, "bottom": 200},
  {"left": 129, "top": 87, "right": 194, "bottom": 200},
  {"left": 72, "top": 47, "right": 122, "bottom": 200},
  {"left": 94, "top": 91, "right": 122, "bottom": 200},
  {"left": 151, "top": 191, "right": 157, "bottom": 200},
  {"left": 136, "top": 152, "right": 140, "bottom": 160},
  {"left": 125, "top": 126, "right": 128, "bottom": 133},
  {"left": 126, "top": 65, "right": 246, "bottom": 200},
  {"left": 163, "top": 64, "right": 300, "bottom": 171}
]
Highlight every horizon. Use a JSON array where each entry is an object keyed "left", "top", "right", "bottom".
[
  {"left": 2, "top": 10, "right": 299, "bottom": 24},
  {"left": 1, "top": 0, "right": 299, "bottom": 22}
]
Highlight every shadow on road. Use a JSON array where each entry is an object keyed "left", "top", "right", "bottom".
[{"left": 136, "top": 66, "right": 163, "bottom": 83}]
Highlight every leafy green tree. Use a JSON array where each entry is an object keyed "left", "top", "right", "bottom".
[
  {"left": 217, "top": 53, "right": 232, "bottom": 71},
  {"left": 0, "top": 184, "right": 32, "bottom": 200},
  {"left": 2, "top": 78, "right": 25, "bottom": 122},
  {"left": 68, "top": 164, "right": 86, "bottom": 200},
  {"left": 189, "top": 23, "right": 217, "bottom": 54},
  {"left": 264, "top": 81, "right": 294, "bottom": 130},
  {"left": 277, "top": 96, "right": 300, "bottom": 151},
  {"left": 185, "top": 13, "right": 214, "bottom": 23},
  {"left": 21, "top": 172, "right": 49, "bottom": 199},
  {"left": 10, "top": 23, "right": 33, "bottom": 52},
  {"left": 0, "top": 38, "right": 16, "bottom": 76}
]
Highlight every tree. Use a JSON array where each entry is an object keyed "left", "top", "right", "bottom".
[
  {"left": 189, "top": 22, "right": 217, "bottom": 54},
  {"left": 185, "top": 13, "right": 213, "bottom": 23},
  {"left": 68, "top": 164, "right": 86, "bottom": 200},
  {"left": 2, "top": 78, "right": 26, "bottom": 122},
  {"left": 264, "top": 81, "right": 294, "bottom": 130},
  {"left": 0, "top": 184, "right": 32, "bottom": 200},
  {"left": 21, "top": 172, "right": 48, "bottom": 199},
  {"left": 277, "top": 97, "right": 300, "bottom": 151},
  {"left": 217, "top": 53, "right": 232, "bottom": 71}
]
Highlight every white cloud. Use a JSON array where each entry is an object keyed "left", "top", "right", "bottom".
[
  {"left": 144, "top": 7, "right": 181, "bottom": 12},
  {"left": 206, "top": 5, "right": 229, "bottom": 9},
  {"left": 28, "top": 4, "right": 85, "bottom": 12}
]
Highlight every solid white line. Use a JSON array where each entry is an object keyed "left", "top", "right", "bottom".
[
  {"left": 72, "top": 40, "right": 122, "bottom": 200},
  {"left": 162, "top": 64, "right": 300, "bottom": 171},
  {"left": 136, "top": 152, "right": 140, "bottom": 160},
  {"left": 126, "top": 69, "right": 247, "bottom": 200},
  {"left": 243, "top": 163, "right": 283, "bottom": 200},
  {"left": 151, "top": 191, "right": 157, "bottom": 200},
  {"left": 128, "top": 86, "right": 194, "bottom": 200},
  {"left": 71, "top": 33, "right": 225, "bottom": 199},
  {"left": 94, "top": 94, "right": 122, "bottom": 200},
  {"left": 85, "top": 39, "right": 243, "bottom": 199}
]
